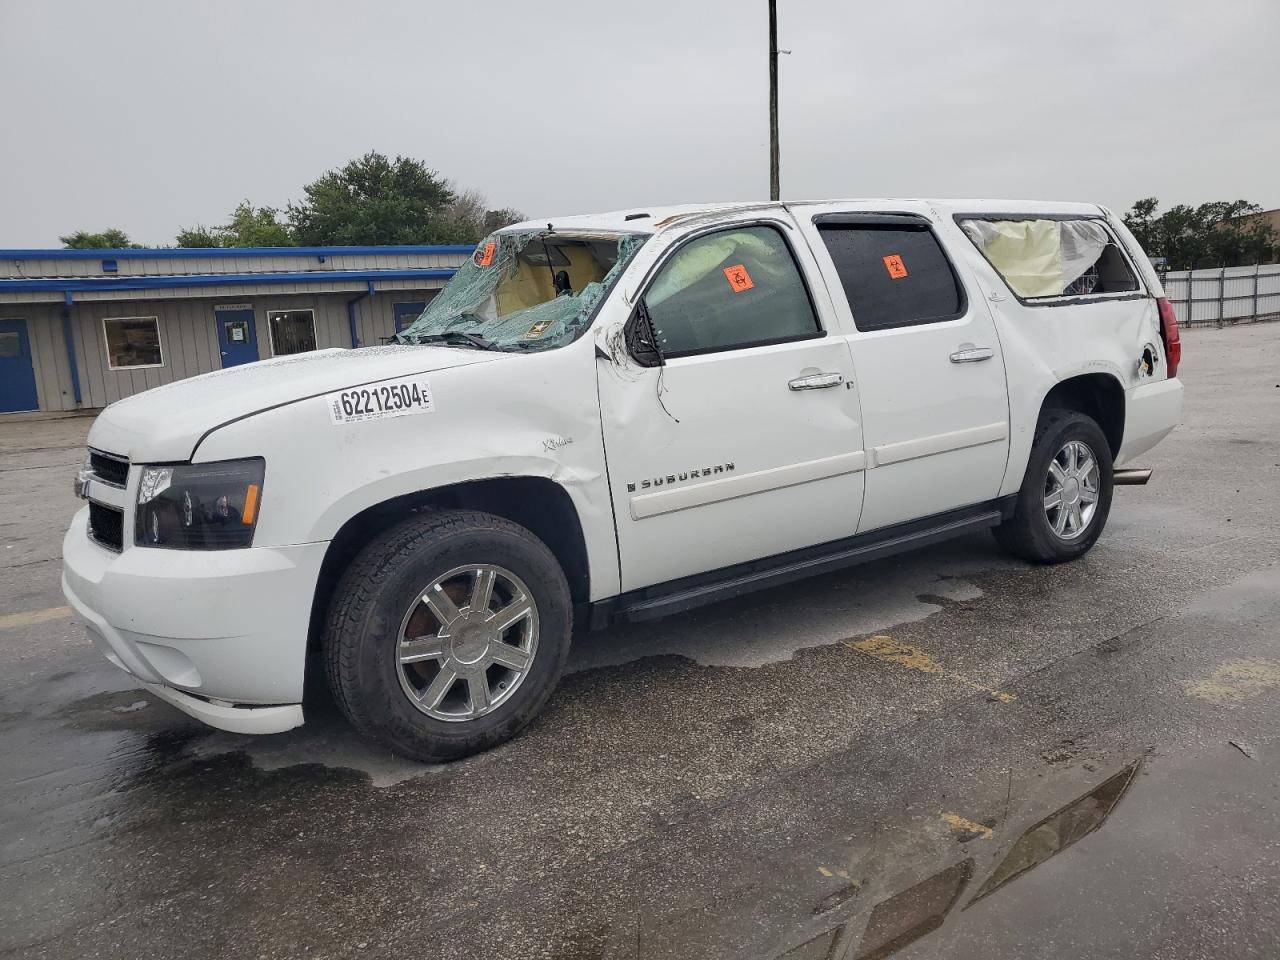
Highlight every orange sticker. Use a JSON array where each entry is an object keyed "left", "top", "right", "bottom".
[
  {"left": 723, "top": 264, "right": 754, "bottom": 293},
  {"left": 475, "top": 241, "right": 496, "bottom": 267},
  {"left": 883, "top": 254, "right": 907, "bottom": 279}
]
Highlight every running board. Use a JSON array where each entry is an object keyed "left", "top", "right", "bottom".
[{"left": 599, "top": 501, "right": 1011, "bottom": 626}]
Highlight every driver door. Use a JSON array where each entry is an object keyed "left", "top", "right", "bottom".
[{"left": 596, "top": 216, "right": 866, "bottom": 593}]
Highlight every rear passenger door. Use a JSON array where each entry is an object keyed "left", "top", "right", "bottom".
[{"left": 798, "top": 211, "right": 1010, "bottom": 532}]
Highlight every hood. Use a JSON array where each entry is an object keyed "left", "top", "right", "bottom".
[{"left": 87, "top": 345, "right": 503, "bottom": 462}]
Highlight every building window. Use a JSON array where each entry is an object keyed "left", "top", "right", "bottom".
[
  {"left": 267, "top": 309, "right": 317, "bottom": 355},
  {"left": 103, "top": 317, "right": 164, "bottom": 369}
]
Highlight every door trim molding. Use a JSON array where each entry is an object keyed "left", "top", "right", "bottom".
[
  {"left": 871, "top": 421, "right": 1008, "bottom": 468},
  {"left": 629, "top": 450, "right": 866, "bottom": 520}
]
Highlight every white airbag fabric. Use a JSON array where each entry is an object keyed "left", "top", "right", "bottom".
[{"left": 962, "top": 218, "right": 1109, "bottom": 298}]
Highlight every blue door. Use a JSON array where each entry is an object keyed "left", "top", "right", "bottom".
[
  {"left": 394, "top": 301, "right": 426, "bottom": 333},
  {"left": 215, "top": 308, "right": 259, "bottom": 367},
  {"left": 0, "top": 319, "right": 39, "bottom": 413}
]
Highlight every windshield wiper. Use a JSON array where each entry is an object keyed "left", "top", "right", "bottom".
[{"left": 412, "top": 332, "right": 503, "bottom": 352}]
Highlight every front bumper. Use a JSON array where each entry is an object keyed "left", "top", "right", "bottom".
[{"left": 62, "top": 507, "right": 327, "bottom": 734}]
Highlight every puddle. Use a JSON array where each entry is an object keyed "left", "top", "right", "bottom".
[
  {"left": 570, "top": 538, "right": 1016, "bottom": 672},
  {"left": 55, "top": 689, "right": 171, "bottom": 730},
  {"left": 770, "top": 760, "right": 1142, "bottom": 959},
  {"left": 762, "top": 745, "right": 1273, "bottom": 960},
  {"left": 965, "top": 761, "right": 1140, "bottom": 905},
  {"left": 849, "top": 858, "right": 974, "bottom": 960},
  {"left": 184, "top": 711, "right": 444, "bottom": 787}
]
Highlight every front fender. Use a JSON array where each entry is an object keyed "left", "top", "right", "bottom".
[
  {"left": 311, "top": 454, "right": 598, "bottom": 544},
  {"left": 192, "top": 339, "right": 620, "bottom": 601}
]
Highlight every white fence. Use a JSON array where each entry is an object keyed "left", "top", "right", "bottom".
[{"left": 1158, "top": 263, "right": 1280, "bottom": 326}]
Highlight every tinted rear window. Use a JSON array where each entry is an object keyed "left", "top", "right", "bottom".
[{"left": 818, "top": 224, "right": 963, "bottom": 332}]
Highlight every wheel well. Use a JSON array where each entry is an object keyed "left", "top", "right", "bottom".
[
  {"left": 305, "top": 476, "right": 590, "bottom": 674},
  {"left": 1040, "top": 374, "right": 1124, "bottom": 457}
]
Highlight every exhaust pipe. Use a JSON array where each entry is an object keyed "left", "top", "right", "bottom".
[{"left": 1113, "top": 468, "right": 1152, "bottom": 486}]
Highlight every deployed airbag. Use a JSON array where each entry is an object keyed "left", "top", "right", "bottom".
[{"left": 962, "top": 218, "right": 1109, "bottom": 298}]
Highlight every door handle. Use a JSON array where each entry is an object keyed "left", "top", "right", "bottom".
[
  {"left": 788, "top": 372, "right": 845, "bottom": 391},
  {"left": 949, "top": 347, "right": 994, "bottom": 363}
]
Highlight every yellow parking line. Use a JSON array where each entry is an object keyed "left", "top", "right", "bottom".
[
  {"left": 940, "top": 813, "right": 994, "bottom": 839},
  {"left": 0, "top": 606, "right": 73, "bottom": 631},
  {"left": 1185, "top": 658, "right": 1280, "bottom": 705},
  {"left": 845, "top": 635, "right": 1016, "bottom": 703}
]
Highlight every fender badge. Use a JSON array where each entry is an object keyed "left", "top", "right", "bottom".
[{"left": 627, "top": 462, "right": 735, "bottom": 493}]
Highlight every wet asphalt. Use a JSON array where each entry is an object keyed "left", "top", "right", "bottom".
[{"left": 2, "top": 324, "right": 1280, "bottom": 960}]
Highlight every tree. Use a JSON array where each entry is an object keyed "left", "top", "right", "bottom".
[
  {"left": 1122, "top": 197, "right": 1160, "bottom": 255},
  {"left": 1208, "top": 201, "right": 1278, "bottom": 266},
  {"left": 287, "top": 152, "right": 467, "bottom": 245},
  {"left": 441, "top": 185, "right": 526, "bottom": 242},
  {"left": 174, "top": 224, "right": 222, "bottom": 247},
  {"left": 60, "top": 228, "right": 140, "bottom": 249},
  {"left": 176, "top": 201, "right": 293, "bottom": 248},
  {"left": 481, "top": 207, "right": 527, "bottom": 236},
  {"left": 1122, "top": 198, "right": 1278, "bottom": 269}
]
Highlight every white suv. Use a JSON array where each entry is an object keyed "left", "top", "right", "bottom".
[{"left": 62, "top": 199, "right": 1184, "bottom": 760}]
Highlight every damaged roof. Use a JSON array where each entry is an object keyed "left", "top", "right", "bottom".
[{"left": 506, "top": 198, "right": 1114, "bottom": 237}]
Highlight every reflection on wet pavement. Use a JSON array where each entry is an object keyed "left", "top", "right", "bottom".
[
  {"left": 852, "top": 859, "right": 974, "bottom": 960},
  {"left": 968, "top": 760, "right": 1141, "bottom": 906},
  {"left": 776, "top": 760, "right": 1142, "bottom": 960}
]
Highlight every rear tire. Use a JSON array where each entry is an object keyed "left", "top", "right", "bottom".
[
  {"left": 324, "top": 509, "right": 572, "bottom": 762},
  {"left": 994, "top": 410, "right": 1114, "bottom": 564}
]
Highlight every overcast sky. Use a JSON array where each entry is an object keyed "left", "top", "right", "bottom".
[{"left": 1, "top": 0, "right": 1276, "bottom": 247}]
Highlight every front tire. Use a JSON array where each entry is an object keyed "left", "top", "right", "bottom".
[
  {"left": 994, "top": 410, "right": 1114, "bottom": 564},
  {"left": 324, "top": 509, "right": 572, "bottom": 762}
]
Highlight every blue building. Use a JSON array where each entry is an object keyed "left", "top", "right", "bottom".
[{"left": 0, "top": 245, "right": 469, "bottom": 414}]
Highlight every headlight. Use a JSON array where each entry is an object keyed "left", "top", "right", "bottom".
[{"left": 134, "top": 458, "right": 265, "bottom": 549}]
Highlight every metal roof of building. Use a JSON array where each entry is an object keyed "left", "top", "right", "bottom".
[{"left": 0, "top": 245, "right": 471, "bottom": 302}]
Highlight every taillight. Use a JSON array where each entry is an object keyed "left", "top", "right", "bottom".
[{"left": 1156, "top": 297, "right": 1181, "bottom": 378}]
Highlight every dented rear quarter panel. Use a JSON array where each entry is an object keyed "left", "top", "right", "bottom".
[
  {"left": 934, "top": 203, "right": 1171, "bottom": 493},
  {"left": 193, "top": 335, "right": 621, "bottom": 601}
]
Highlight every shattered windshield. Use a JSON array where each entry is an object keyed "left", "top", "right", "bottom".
[{"left": 398, "top": 230, "right": 649, "bottom": 351}]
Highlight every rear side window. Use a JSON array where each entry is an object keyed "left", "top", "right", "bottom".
[
  {"left": 960, "top": 218, "right": 1140, "bottom": 300},
  {"left": 817, "top": 223, "right": 964, "bottom": 332},
  {"left": 645, "top": 225, "right": 821, "bottom": 357}
]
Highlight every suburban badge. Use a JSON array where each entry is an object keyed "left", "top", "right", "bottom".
[{"left": 627, "top": 463, "right": 735, "bottom": 493}]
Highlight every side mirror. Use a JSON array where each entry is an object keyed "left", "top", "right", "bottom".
[{"left": 624, "top": 301, "right": 664, "bottom": 368}]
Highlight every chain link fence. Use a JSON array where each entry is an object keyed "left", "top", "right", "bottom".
[{"left": 1157, "top": 263, "right": 1280, "bottom": 327}]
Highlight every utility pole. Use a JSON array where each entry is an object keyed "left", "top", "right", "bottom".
[{"left": 768, "top": 0, "right": 779, "bottom": 201}]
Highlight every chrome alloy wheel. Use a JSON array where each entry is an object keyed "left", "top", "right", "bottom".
[
  {"left": 1043, "top": 440, "right": 1100, "bottom": 541},
  {"left": 395, "top": 564, "right": 539, "bottom": 722}
]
